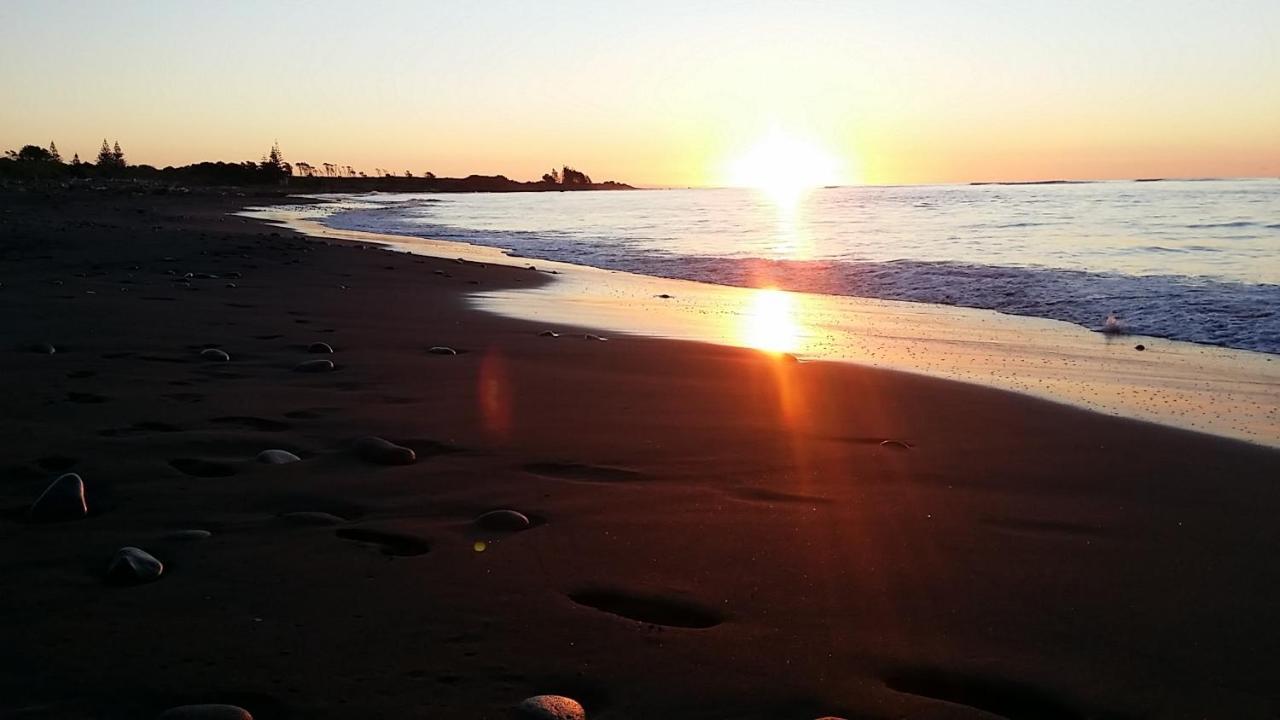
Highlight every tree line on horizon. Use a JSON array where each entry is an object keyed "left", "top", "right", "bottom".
[{"left": 1, "top": 140, "right": 627, "bottom": 190}]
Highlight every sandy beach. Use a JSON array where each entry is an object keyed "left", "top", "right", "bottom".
[{"left": 3, "top": 187, "right": 1280, "bottom": 720}]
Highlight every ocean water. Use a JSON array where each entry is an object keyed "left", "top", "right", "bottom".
[{"left": 315, "top": 179, "right": 1280, "bottom": 354}]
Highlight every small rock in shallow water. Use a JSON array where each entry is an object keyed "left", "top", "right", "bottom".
[
  {"left": 476, "top": 509, "right": 531, "bottom": 532},
  {"left": 538, "top": 330, "right": 559, "bottom": 337},
  {"left": 353, "top": 436, "right": 416, "bottom": 465},
  {"left": 257, "top": 449, "right": 302, "bottom": 464},
  {"left": 158, "top": 705, "right": 253, "bottom": 720},
  {"left": 29, "top": 472, "right": 88, "bottom": 521},
  {"left": 200, "top": 348, "right": 230, "bottom": 362},
  {"left": 428, "top": 346, "right": 457, "bottom": 355},
  {"left": 161, "top": 529, "right": 212, "bottom": 541},
  {"left": 307, "top": 341, "right": 334, "bottom": 354},
  {"left": 294, "top": 358, "right": 334, "bottom": 372},
  {"left": 106, "top": 546, "right": 163, "bottom": 584},
  {"left": 517, "top": 695, "right": 586, "bottom": 720}
]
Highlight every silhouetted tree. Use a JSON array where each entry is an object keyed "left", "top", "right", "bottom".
[
  {"left": 560, "top": 166, "right": 591, "bottom": 185},
  {"left": 112, "top": 141, "right": 125, "bottom": 167},
  {"left": 48, "top": 141, "right": 61, "bottom": 162},
  {"left": 423, "top": 171, "right": 435, "bottom": 179},
  {"left": 71, "top": 153, "right": 81, "bottom": 166},
  {"left": 7, "top": 145, "right": 56, "bottom": 162}
]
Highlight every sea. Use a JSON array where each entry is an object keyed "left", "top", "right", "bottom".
[{"left": 313, "top": 179, "right": 1280, "bottom": 354}]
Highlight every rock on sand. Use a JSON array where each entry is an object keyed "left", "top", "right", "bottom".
[
  {"left": 256, "top": 449, "right": 302, "bottom": 464},
  {"left": 353, "top": 436, "right": 416, "bottom": 465},
  {"left": 517, "top": 695, "right": 586, "bottom": 720},
  {"left": 475, "top": 509, "right": 532, "bottom": 532},
  {"left": 200, "top": 348, "right": 230, "bottom": 362},
  {"left": 106, "top": 547, "right": 164, "bottom": 584},
  {"left": 294, "top": 358, "right": 334, "bottom": 372},
  {"left": 307, "top": 341, "right": 334, "bottom": 353},
  {"left": 29, "top": 472, "right": 88, "bottom": 521}
]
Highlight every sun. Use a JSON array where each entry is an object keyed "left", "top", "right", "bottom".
[{"left": 726, "top": 129, "right": 843, "bottom": 205}]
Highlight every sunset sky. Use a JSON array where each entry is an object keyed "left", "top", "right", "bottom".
[{"left": 2, "top": 0, "right": 1277, "bottom": 187}]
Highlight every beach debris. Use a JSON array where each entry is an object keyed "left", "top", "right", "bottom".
[
  {"left": 224, "top": 282, "right": 237, "bottom": 288},
  {"left": 1134, "top": 344, "right": 1146, "bottom": 351},
  {"left": 582, "top": 333, "right": 608, "bottom": 342},
  {"left": 538, "top": 330, "right": 560, "bottom": 337},
  {"left": 160, "top": 529, "right": 213, "bottom": 541},
  {"left": 256, "top": 449, "right": 302, "bottom": 465},
  {"left": 200, "top": 348, "right": 230, "bottom": 362},
  {"left": 106, "top": 546, "right": 164, "bottom": 584},
  {"left": 353, "top": 436, "right": 416, "bottom": 465},
  {"left": 475, "top": 509, "right": 532, "bottom": 532},
  {"left": 656, "top": 293, "right": 674, "bottom": 299},
  {"left": 307, "top": 341, "right": 334, "bottom": 354},
  {"left": 879, "top": 439, "right": 913, "bottom": 449},
  {"left": 157, "top": 705, "right": 253, "bottom": 720},
  {"left": 279, "top": 511, "right": 348, "bottom": 526},
  {"left": 29, "top": 472, "right": 88, "bottom": 521},
  {"left": 428, "top": 346, "right": 458, "bottom": 355},
  {"left": 294, "top": 358, "right": 334, "bottom": 372},
  {"left": 517, "top": 695, "right": 586, "bottom": 720},
  {"left": 30, "top": 342, "right": 57, "bottom": 354}
]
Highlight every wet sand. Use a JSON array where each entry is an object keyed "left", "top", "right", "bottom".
[{"left": 3, "top": 188, "right": 1280, "bottom": 719}]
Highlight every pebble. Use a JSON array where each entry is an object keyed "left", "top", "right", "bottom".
[
  {"left": 428, "top": 346, "right": 457, "bottom": 355},
  {"left": 106, "top": 547, "right": 164, "bottom": 584},
  {"left": 200, "top": 348, "right": 230, "bottom": 362},
  {"left": 517, "top": 695, "right": 586, "bottom": 720},
  {"left": 476, "top": 509, "right": 532, "bottom": 532},
  {"left": 582, "top": 334, "right": 608, "bottom": 342},
  {"left": 157, "top": 705, "right": 253, "bottom": 720},
  {"left": 353, "top": 436, "right": 416, "bottom": 465},
  {"left": 294, "top": 358, "right": 334, "bottom": 372},
  {"left": 29, "top": 472, "right": 88, "bottom": 521},
  {"left": 538, "top": 331, "right": 560, "bottom": 338},
  {"left": 30, "top": 342, "right": 57, "bottom": 354},
  {"left": 161, "top": 529, "right": 213, "bottom": 541},
  {"left": 307, "top": 342, "right": 334, "bottom": 354},
  {"left": 1134, "top": 344, "right": 1145, "bottom": 351},
  {"left": 256, "top": 449, "right": 302, "bottom": 464}
]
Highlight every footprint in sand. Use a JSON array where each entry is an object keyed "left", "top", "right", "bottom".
[
  {"left": 883, "top": 666, "right": 1090, "bottom": 720},
  {"left": 210, "top": 416, "right": 291, "bottom": 432},
  {"left": 335, "top": 528, "right": 431, "bottom": 556},
  {"left": 169, "top": 458, "right": 236, "bottom": 478},
  {"left": 569, "top": 588, "right": 723, "bottom": 628},
  {"left": 522, "top": 462, "right": 645, "bottom": 484}
]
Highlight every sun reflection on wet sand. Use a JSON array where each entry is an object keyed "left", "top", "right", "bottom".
[{"left": 742, "top": 288, "right": 801, "bottom": 354}]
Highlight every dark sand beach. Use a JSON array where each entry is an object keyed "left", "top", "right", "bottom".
[{"left": 3, "top": 188, "right": 1280, "bottom": 719}]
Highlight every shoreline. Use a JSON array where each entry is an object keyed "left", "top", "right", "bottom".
[
  {"left": 249, "top": 195, "right": 1280, "bottom": 449},
  {"left": 3, "top": 187, "right": 1280, "bottom": 719}
]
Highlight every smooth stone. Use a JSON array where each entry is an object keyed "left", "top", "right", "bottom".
[
  {"left": 1135, "top": 344, "right": 1146, "bottom": 351},
  {"left": 428, "top": 346, "right": 457, "bottom": 355},
  {"left": 294, "top": 358, "right": 334, "bottom": 372},
  {"left": 200, "top": 348, "right": 230, "bottom": 362},
  {"left": 106, "top": 546, "right": 164, "bottom": 584},
  {"left": 517, "top": 695, "right": 586, "bottom": 720},
  {"left": 307, "top": 341, "right": 334, "bottom": 354},
  {"left": 582, "top": 333, "right": 608, "bottom": 342},
  {"left": 161, "top": 529, "right": 213, "bottom": 541},
  {"left": 157, "top": 705, "right": 253, "bottom": 720},
  {"left": 30, "top": 342, "right": 57, "bottom": 354},
  {"left": 353, "top": 436, "right": 416, "bottom": 465},
  {"left": 475, "top": 509, "right": 531, "bottom": 532},
  {"left": 256, "top": 449, "right": 301, "bottom": 465},
  {"left": 538, "top": 330, "right": 559, "bottom": 337},
  {"left": 280, "top": 511, "right": 347, "bottom": 526},
  {"left": 29, "top": 472, "right": 88, "bottom": 521}
]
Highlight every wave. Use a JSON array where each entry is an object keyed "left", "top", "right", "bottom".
[{"left": 322, "top": 207, "right": 1280, "bottom": 355}]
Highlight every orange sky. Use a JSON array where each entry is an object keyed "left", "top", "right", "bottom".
[{"left": 2, "top": 1, "right": 1278, "bottom": 186}]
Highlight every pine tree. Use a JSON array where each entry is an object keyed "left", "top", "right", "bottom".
[
  {"left": 48, "top": 141, "right": 61, "bottom": 162},
  {"left": 112, "top": 141, "right": 125, "bottom": 167},
  {"left": 97, "top": 139, "right": 114, "bottom": 166},
  {"left": 71, "top": 153, "right": 81, "bottom": 166}
]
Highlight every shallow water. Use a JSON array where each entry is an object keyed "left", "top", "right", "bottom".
[{"left": 314, "top": 180, "right": 1280, "bottom": 353}]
